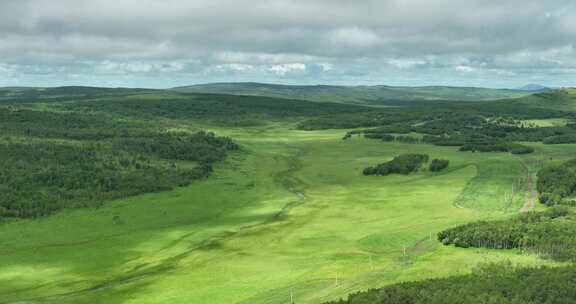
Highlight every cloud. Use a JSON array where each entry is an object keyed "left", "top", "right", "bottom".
[
  {"left": 0, "top": 0, "right": 574, "bottom": 87},
  {"left": 95, "top": 61, "right": 185, "bottom": 74},
  {"left": 455, "top": 65, "right": 477, "bottom": 73},
  {"left": 268, "top": 63, "right": 307, "bottom": 75},
  {"left": 388, "top": 59, "right": 428, "bottom": 69},
  {"left": 211, "top": 63, "right": 256, "bottom": 73},
  {"left": 0, "top": 64, "right": 16, "bottom": 74},
  {"left": 327, "top": 27, "right": 383, "bottom": 48}
]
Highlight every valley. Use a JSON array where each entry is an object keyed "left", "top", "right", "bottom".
[{"left": 0, "top": 87, "right": 575, "bottom": 303}]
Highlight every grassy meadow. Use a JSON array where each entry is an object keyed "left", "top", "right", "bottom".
[{"left": 0, "top": 123, "right": 569, "bottom": 304}]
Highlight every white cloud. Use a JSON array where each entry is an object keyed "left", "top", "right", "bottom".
[
  {"left": 95, "top": 60, "right": 184, "bottom": 74},
  {"left": 212, "top": 63, "right": 256, "bottom": 72},
  {"left": 0, "top": 64, "right": 16, "bottom": 74},
  {"left": 268, "top": 63, "right": 307, "bottom": 75},
  {"left": 327, "top": 27, "right": 383, "bottom": 48},
  {"left": 455, "top": 65, "right": 477, "bottom": 73},
  {"left": 388, "top": 59, "right": 428, "bottom": 69},
  {"left": 0, "top": 0, "right": 574, "bottom": 87},
  {"left": 213, "top": 52, "right": 319, "bottom": 64}
]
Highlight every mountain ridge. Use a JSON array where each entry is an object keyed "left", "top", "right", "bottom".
[{"left": 171, "top": 82, "right": 533, "bottom": 105}]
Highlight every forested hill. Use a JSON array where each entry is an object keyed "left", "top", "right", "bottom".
[
  {"left": 0, "top": 86, "right": 157, "bottom": 102},
  {"left": 171, "top": 82, "right": 532, "bottom": 105},
  {"left": 0, "top": 83, "right": 534, "bottom": 107},
  {"left": 0, "top": 88, "right": 369, "bottom": 218}
]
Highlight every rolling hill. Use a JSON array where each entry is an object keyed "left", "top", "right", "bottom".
[
  {"left": 516, "top": 84, "right": 552, "bottom": 92},
  {"left": 172, "top": 82, "right": 533, "bottom": 105},
  {"left": 0, "top": 86, "right": 157, "bottom": 102}
]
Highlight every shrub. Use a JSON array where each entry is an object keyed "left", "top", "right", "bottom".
[
  {"left": 429, "top": 159, "right": 449, "bottom": 172},
  {"left": 363, "top": 154, "right": 429, "bottom": 176}
]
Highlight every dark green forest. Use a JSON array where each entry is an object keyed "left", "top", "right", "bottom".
[
  {"left": 0, "top": 131, "right": 237, "bottom": 218},
  {"left": 341, "top": 108, "right": 576, "bottom": 155},
  {"left": 537, "top": 159, "right": 576, "bottom": 205},
  {"left": 438, "top": 206, "right": 576, "bottom": 261},
  {"left": 363, "top": 154, "right": 429, "bottom": 176},
  {"left": 0, "top": 90, "right": 368, "bottom": 219},
  {"left": 429, "top": 159, "right": 449, "bottom": 172},
  {"left": 65, "top": 92, "right": 367, "bottom": 127},
  {"left": 325, "top": 263, "right": 576, "bottom": 304},
  {"left": 0, "top": 100, "right": 240, "bottom": 219}
]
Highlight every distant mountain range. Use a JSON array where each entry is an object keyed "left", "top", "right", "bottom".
[
  {"left": 0, "top": 86, "right": 156, "bottom": 102},
  {"left": 172, "top": 82, "right": 533, "bottom": 105},
  {"left": 516, "top": 84, "right": 553, "bottom": 92},
  {"left": 0, "top": 83, "right": 549, "bottom": 106}
]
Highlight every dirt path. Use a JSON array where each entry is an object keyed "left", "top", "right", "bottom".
[{"left": 519, "top": 162, "right": 537, "bottom": 212}]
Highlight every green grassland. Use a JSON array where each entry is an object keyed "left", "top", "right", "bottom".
[
  {"left": 522, "top": 118, "right": 570, "bottom": 127},
  {"left": 0, "top": 124, "right": 568, "bottom": 304},
  {"left": 1, "top": 87, "right": 576, "bottom": 304}
]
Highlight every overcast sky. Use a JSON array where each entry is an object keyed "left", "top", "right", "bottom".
[{"left": 0, "top": 0, "right": 575, "bottom": 88}]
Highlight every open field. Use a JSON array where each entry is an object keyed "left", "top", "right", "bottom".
[
  {"left": 522, "top": 118, "right": 570, "bottom": 127},
  {"left": 0, "top": 124, "right": 568, "bottom": 304}
]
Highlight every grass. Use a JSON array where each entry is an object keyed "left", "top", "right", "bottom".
[
  {"left": 522, "top": 118, "right": 569, "bottom": 127},
  {"left": 0, "top": 124, "right": 569, "bottom": 304}
]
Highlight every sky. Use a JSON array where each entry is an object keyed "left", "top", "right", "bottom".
[{"left": 0, "top": 0, "right": 575, "bottom": 88}]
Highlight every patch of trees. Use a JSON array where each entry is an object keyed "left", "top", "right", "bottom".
[
  {"left": 543, "top": 134, "right": 576, "bottom": 144},
  {"left": 352, "top": 124, "right": 415, "bottom": 136},
  {"left": 459, "top": 142, "right": 534, "bottom": 154},
  {"left": 0, "top": 86, "right": 156, "bottom": 103},
  {"left": 299, "top": 98, "right": 573, "bottom": 131},
  {"left": 363, "top": 133, "right": 421, "bottom": 144},
  {"left": 68, "top": 93, "right": 367, "bottom": 125},
  {"left": 0, "top": 107, "right": 151, "bottom": 141},
  {"left": 363, "top": 154, "right": 429, "bottom": 176},
  {"left": 509, "top": 144, "right": 536, "bottom": 154},
  {"left": 421, "top": 135, "right": 466, "bottom": 146},
  {"left": 114, "top": 131, "right": 238, "bottom": 163},
  {"left": 0, "top": 130, "right": 238, "bottom": 219},
  {"left": 325, "top": 263, "right": 576, "bottom": 304},
  {"left": 298, "top": 109, "right": 431, "bottom": 130},
  {"left": 438, "top": 206, "right": 576, "bottom": 261},
  {"left": 364, "top": 133, "right": 396, "bottom": 141},
  {"left": 303, "top": 102, "right": 576, "bottom": 154},
  {"left": 395, "top": 135, "right": 420, "bottom": 144},
  {"left": 459, "top": 142, "right": 511, "bottom": 153},
  {"left": 537, "top": 159, "right": 576, "bottom": 205},
  {"left": 429, "top": 159, "right": 449, "bottom": 172},
  {"left": 342, "top": 111, "right": 572, "bottom": 154},
  {"left": 362, "top": 130, "right": 536, "bottom": 154}
]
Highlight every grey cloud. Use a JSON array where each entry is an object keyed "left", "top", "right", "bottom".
[{"left": 0, "top": 0, "right": 575, "bottom": 87}]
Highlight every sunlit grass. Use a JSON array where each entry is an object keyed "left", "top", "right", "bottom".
[{"left": 0, "top": 124, "right": 570, "bottom": 304}]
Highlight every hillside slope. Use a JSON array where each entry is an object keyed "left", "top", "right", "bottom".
[
  {"left": 501, "top": 88, "right": 576, "bottom": 111},
  {"left": 172, "top": 82, "right": 532, "bottom": 105},
  {"left": 0, "top": 86, "right": 157, "bottom": 102}
]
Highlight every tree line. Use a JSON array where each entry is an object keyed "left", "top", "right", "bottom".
[
  {"left": 537, "top": 159, "right": 576, "bottom": 205},
  {"left": 0, "top": 108, "right": 238, "bottom": 219},
  {"left": 363, "top": 154, "right": 429, "bottom": 176},
  {"left": 306, "top": 99, "right": 576, "bottom": 155},
  {"left": 325, "top": 263, "right": 576, "bottom": 304},
  {"left": 437, "top": 206, "right": 576, "bottom": 262},
  {"left": 363, "top": 154, "right": 449, "bottom": 176}
]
